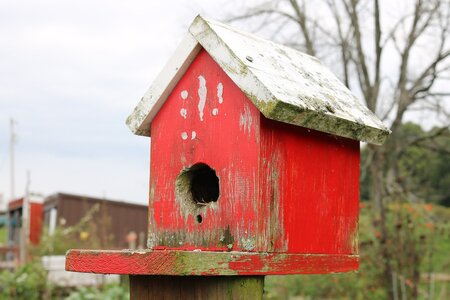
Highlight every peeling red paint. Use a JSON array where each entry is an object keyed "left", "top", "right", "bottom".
[
  {"left": 260, "top": 118, "right": 360, "bottom": 254},
  {"left": 148, "top": 49, "right": 360, "bottom": 258},
  {"left": 66, "top": 249, "right": 358, "bottom": 275},
  {"left": 150, "top": 49, "right": 261, "bottom": 251}
]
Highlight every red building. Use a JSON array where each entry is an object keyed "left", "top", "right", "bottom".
[
  {"left": 8, "top": 195, "right": 43, "bottom": 247},
  {"left": 43, "top": 193, "right": 148, "bottom": 249},
  {"left": 7, "top": 193, "right": 148, "bottom": 252}
]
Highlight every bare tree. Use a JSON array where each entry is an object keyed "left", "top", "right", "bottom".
[{"left": 228, "top": 0, "right": 450, "bottom": 299}]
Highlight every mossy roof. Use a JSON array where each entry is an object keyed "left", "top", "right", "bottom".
[{"left": 126, "top": 15, "right": 390, "bottom": 145}]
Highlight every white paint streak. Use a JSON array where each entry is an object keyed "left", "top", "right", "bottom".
[
  {"left": 180, "top": 108, "right": 187, "bottom": 119},
  {"left": 212, "top": 108, "right": 219, "bottom": 116},
  {"left": 181, "top": 132, "right": 188, "bottom": 140},
  {"left": 241, "top": 237, "right": 256, "bottom": 251},
  {"left": 191, "top": 131, "right": 196, "bottom": 140},
  {"left": 197, "top": 75, "right": 207, "bottom": 121},
  {"left": 239, "top": 104, "right": 253, "bottom": 134},
  {"left": 217, "top": 82, "right": 224, "bottom": 104},
  {"left": 181, "top": 90, "right": 188, "bottom": 100}
]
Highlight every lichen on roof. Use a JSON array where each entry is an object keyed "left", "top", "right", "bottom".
[{"left": 126, "top": 15, "right": 390, "bottom": 145}]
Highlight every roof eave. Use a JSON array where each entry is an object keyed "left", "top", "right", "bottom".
[{"left": 265, "top": 100, "right": 390, "bottom": 145}]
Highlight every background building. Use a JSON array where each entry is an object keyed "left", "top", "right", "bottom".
[{"left": 43, "top": 193, "right": 148, "bottom": 249}]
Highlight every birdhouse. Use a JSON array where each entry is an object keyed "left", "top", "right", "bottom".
[
  {"left": 67, "top": 16, "right": 389, "bottom": 279},
  {"left": 126, "top": 14, "right": 389, "bottom": 263}
]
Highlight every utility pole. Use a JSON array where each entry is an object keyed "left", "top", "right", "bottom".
[
  {"left": 20, "top": 171, "right": 31, "bottom": 265},
  {"left": 5, "top": 118, "right": 17, "bottom": 247},
  {"left": 10, "top": 118, "right": 16, "bottom": 200}
]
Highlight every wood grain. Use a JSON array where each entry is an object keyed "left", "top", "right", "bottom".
[
  {"left": 66, "top": 249, "right": 358, "bottom": 275},
  {"left": 130, "top": 275, "right": 264, "bottom": 300},
  {"left": 149, "top": 49, "right": 360, "bottom": 259}
]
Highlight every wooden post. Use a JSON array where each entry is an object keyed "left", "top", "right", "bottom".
[{"left": 129, "top": 276, "right": 264, "bottom": 300}]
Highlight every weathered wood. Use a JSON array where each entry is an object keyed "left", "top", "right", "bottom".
[
  {"left": 66, "top": 249, "right": 358, "bottom": 275},
  {"left": 127, "top": 15, "right": 390, "bottom": 144},
  {"left": 149, "top": 49, "right": 262, "bottom": 253},
  {"left": 259, "top": 116, "right": 360, "bottom": 254},
  {"left": 129, "top": 275, "right": 264, "bottom": 300},
  {"left": 147, "top": 49, "right": 360, "bottom": 260}
]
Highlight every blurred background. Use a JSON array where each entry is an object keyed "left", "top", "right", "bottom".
[{"left": 0, "top": 0, "right": 449, "bottom": 299}]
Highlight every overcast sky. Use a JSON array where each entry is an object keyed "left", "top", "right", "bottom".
[{"left": 0, "top": 0, "right": 242, "bottom": 207}]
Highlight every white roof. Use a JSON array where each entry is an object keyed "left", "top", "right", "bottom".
[{"left": 126, "top": 15, "right": 390, "bottom": 145}]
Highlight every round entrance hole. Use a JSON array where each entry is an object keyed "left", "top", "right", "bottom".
[
  {"left": 175, "top": 163, "right": 220, "bottom": 223},
  {"left": 189, "top": 163, "right": 220, "bottom": 204}
]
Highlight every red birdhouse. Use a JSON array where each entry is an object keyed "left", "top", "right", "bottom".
[{"left": 67, "top": 16, "right": 389, "bottom": 279}]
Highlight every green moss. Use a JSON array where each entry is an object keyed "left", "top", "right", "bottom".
[
  {"left": 221, "top": 226, "right": 234, "bottom": 250},
  {"left": 265, "top": 100, "right": 390, "bottom": 145}
]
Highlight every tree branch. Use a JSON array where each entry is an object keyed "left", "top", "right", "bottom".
[
  {"left": 398, "top": 125, "right": 450, "bottom": 154},
  {"left": 288, "top": 0, "right": 316, "bottom": 55},
  {"left": 344, "top": 0, "right": 372, "bottom": 106},
  {"left": 327, "top": 0, "right": 351, "bottom": 87}
]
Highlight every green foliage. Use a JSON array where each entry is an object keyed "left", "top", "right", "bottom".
[
  {"left": 65, "top": 284, "right": 129, "bottom": 300},
  {"left": 360, "top": 122, "right": 450, "bottom": 205},
  {"left": 397, "top": 123, "right": 450, "bottom": 206},
  {"left": 0, "top": 203, "right": 124, "bottom": 300},
  {"left": 0, "top": 262, "right": 128, "bottom": 300},
  {"left": 0, "top": 261, "right": 50, "bottom": 300},
  {"left": 36, "top": 203, "right": 113, "bottom": 256},
  {"left": 37, "top": 225, "right": 100, "bottom": 256},
  {"left": 0, "top": 226, "right": 6, "bottom": 244}
]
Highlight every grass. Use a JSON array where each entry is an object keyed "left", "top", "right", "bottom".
[{"left": 0, "top": 227, "right": 6, "bottom": 245}]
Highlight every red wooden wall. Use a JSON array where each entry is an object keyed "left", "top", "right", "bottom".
[
  {"left": 259, "top": 118, "right": 359, "bottom": 254},
  {"left": 150, "top": 49, "right": 261, "bottom": 252},
  {"left": 29, "top": 202, "right": 43, "bottom": 245},
  {"left": 149, "top": 49, "right": 359, "bottom": 255}
]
